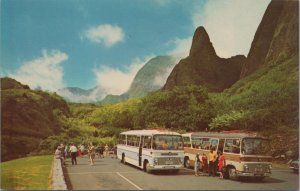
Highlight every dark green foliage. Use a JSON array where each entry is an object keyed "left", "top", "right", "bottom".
[
  {"left": 209, "top": 55, "right": 298, "bottom": 131},
  {"left": 1, "top": 78, "right": 70, "bottom": 161},
  {"left": 135, "top": 86, "right": 213, "bottom": 131}
]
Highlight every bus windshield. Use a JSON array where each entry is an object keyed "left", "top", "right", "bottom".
[
  {"left": 242, "top": 138, "right": 271, "bottom": 155},
  {"left": 153, "top": 135, "right": 183, "bottom": 150}
]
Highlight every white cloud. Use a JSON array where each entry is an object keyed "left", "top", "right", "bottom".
[
  {"left": 93, "top": 56, "right": 153, "bottom": 95},
  {"left": 9, "top": 50, "right": 68, "bottom": 91},
  {"left": 167, "top": 37, "right": 193, "bottom": 59},
  {"left": 152, "top": 56, "right": 178, "bottom": 87},
  {"left": 57, "top": 87, "right": 107, "bottom": 103},
  {"left": 192, "top": 0, "right": 270, "bottom": 58},
  {"left": 83, "top": 24, "right": 125, "bottom": 47}
]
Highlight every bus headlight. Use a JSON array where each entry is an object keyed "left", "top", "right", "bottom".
[
  {"left": 243, "top": 164, "right": 249, "bottom": 172},
  {"left": 154, "top": 158, "right": 158, "bottom": 165},
  {"left": 268, "top": 164, "right": 272, "bottom": 169},
  {"left": 180, "top": 158, "right": 184, "bottom": 164}
]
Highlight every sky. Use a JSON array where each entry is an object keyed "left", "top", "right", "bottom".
[{"left": 1, "top": 0, "right": 270, "bottom": 97}]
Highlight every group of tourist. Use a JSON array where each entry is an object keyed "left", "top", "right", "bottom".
[
  {"left": 54, "top": 143, "right": 117, "bottom": 166},
  {"left": 194, "top": 149, "right": 226, "bottom": 178}
]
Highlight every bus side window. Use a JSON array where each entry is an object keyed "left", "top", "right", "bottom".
[
  {"left": 224, "top": 139, "right": 240, "bottom": 154},
  {"left": 144, "top": 136, "right": 152, "bottom": 149},
  {"left": 183, "top": 136, "right": 191, "bottom": 148}
]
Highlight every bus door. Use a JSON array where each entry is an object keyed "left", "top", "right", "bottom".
[
  {"left": 139, "top": 136, "right": 144, "bottom": 166},
  {"left": 218, "top": 139, "right": 225, "bottom": 153}
]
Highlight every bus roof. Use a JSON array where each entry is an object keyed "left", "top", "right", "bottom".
[
  {"left": 120, "top": 129, "right": 181, "bottom": 136},
  {"left": 181, "top": 131, "right": 265, "bottom": 139}
]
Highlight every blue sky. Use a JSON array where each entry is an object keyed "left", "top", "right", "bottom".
[{"left": 1, "top": 0, "right": 270, "bottom": 96}]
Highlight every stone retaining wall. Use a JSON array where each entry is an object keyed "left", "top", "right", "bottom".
[{"left": 52, "top": 157, "right": 67, "bottom": 190}]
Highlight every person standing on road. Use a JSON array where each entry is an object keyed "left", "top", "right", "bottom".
[
  {"left": 80, "top": 144, "right": 85, "bottom": 157},
  {"left": 105, "top": 144, "right": 109, "bottom": 157},
  {"left": 69, "top": 143, "right": 78, "bottom": 165},
  {"left": 208, "top": 148, "right": 217, "bottom": 176},
  {"left": 64, "top": 144, "right": 69, "bottom": 160},
  {"left": 99, "top": 145, "right": 104, "bottom": 158},
  {"left": 194, "top": 153, "right": 201, "bottom": 176},
  {"left": 89, "top": 142, "right": 96, "bottom": 165},
  {"left": 201, "top": 153, "right": 208, "bottom": 175},
  {"left": 218, "top": 152, "right": 226, "bottom": 179}
]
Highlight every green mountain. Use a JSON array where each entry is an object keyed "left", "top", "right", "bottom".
[
  {"left": 163, "top": 26, "right": 246, "bottom": 92},
  {"left": 240, "top": 0, "right": 298, "bottom": 78},
  {"left": 100, "top": 55, "right": 176, "bottom": 105},
  {"left": 209, "top": 0, "right": 298, "bottom": 157},
  {"left": 1, "top": 77, "right": 70, "bottom": 161},
  {"left": 127, "top": 56, "right": 177, "bottom": 98}
]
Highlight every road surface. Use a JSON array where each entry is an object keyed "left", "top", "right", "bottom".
[{"left": 63, "top": 156, "right": 299, "bottom": 190}]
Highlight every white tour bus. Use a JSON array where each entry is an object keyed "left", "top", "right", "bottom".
[
  {"left": 182, "top": 131, "right": 272, "bottom": 180},
  {"left": 117, "top": 129, "right": 184, "bottom": 173}
]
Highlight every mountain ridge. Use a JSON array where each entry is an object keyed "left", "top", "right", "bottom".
[{"left": 163, "top": 27, "right": 246, "bottom": 92}]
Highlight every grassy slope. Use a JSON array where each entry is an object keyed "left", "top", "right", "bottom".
[
  {"left": 210, "top": 54, "right": 298, "bottom": 157},
  {"left": 1, "top": 78, "right": 70, "bottom": 161},
  {"left": 1, "top": 155, "right": 53, "bottom": 190}
]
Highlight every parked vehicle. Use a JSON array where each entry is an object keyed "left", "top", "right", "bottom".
[
  {"left": 117, "top": 129, "right": 184, "bottom": 173},
  {"left": 289, "top": 159, "right": 299, "bottom": 173},
  {"left": 182, "top": 131, "right": 272, "bottom": 181}
]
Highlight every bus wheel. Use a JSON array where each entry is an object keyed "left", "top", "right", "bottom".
[
  {"left": 144, "top": 161, "right": 151, "bottom": 173},
  {"left": 228, "top": 167, "right": 237, "bottom": 180},
  {"left": 184, "top": 157, "right": 190, "bottom": 168},
  {"left": 121, "top": 154, "right": 126, "bottom": 164}
]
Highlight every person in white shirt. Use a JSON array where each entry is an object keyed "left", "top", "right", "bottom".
[{"left": 69, "top": 143, "right": 78, "bottom": 165}]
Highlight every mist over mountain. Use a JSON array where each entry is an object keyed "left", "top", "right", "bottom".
[
  {"left": 57, "top": 56, "right": 177, "bottom": 104},
  {"left": 57, "top": 86, "right": 107, "bottom": 103},
  {"left": 126, "top": 55, "right": 177, "bottom": 98},
  {"left": 100, "top": 55, "right": 177, "bottom": 104}
]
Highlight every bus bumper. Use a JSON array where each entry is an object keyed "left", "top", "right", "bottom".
[
  {"left": 149, "top": 165, "right": 183, "bottom": 171},
  {"left": 236, "top": 171, "right": 271, "bottom": 177}
]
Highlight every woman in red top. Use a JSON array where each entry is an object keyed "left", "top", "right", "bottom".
[
  {"left": 201, "top": 153, "right": 208, "bottom": 174},
  {"left": 218, "top": 152, "right": 225, "bottom": 178}
]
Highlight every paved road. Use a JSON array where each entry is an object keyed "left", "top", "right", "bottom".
[{"left": 64, "top": 156, "right": 299, "bottom": 190}]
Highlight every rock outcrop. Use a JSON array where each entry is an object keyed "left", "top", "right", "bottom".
[
  {"left": 240, "top": 0, "right": 299, "bottom": 78},
  {"left": 164, "top": 27, "right": 245, "bottom": 92}
]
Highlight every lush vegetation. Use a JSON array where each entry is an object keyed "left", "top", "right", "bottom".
[
  {"left": 1, "top": 78, "right": 70, "bottom": 161},
  {"left": 1, "top": 155, "right": 53, "bottom": 190}
]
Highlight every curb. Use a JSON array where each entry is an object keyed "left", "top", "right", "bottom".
[{"left": 52, "top": 157, "right": 67, "bottom": 190}]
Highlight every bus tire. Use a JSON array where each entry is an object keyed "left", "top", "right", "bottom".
[
  {"left": 184, "top": 157, "right": 190, "bottom": 168},
  {"left": 228, "top": 167, "right": 237, "bottom": 180},
  {"left": 121, "top": 154, "right": 126, "bottom": 164},
  {"left": 144, "top": 161, "right": 151, "bottom": 173}
]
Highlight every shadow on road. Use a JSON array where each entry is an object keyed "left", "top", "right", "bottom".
[
  {"left": 62, "top": 166, "right": 73, "bottom": 190},
  {"left": 239, "top": 177, "right": 286, "bottom": 184}
]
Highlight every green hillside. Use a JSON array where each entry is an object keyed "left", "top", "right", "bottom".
[{"left": 1, "top": 78, "right": 70, "bottom": 161}]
